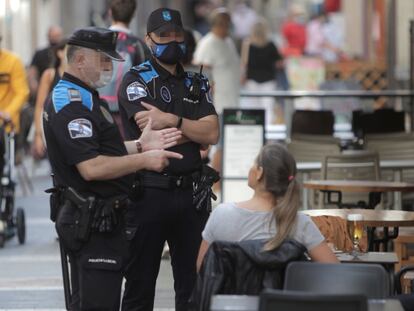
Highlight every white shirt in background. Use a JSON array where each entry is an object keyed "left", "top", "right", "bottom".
[{"left": 193, "top": 32, "right": 240, "bottom": 114}]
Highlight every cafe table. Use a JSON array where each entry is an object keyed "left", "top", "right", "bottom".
[{"left": 303, "top": 208, "right": 414, "bottom": 251}]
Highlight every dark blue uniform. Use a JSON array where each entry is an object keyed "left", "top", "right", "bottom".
[
  {"left": 118, "top": 58, "right": 217, "bottom": 311},
  {"left": 44, "top": 72, "right": 133, "bottom": 311}
]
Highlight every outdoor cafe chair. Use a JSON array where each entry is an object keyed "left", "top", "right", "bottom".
[
  {"left": 259, "top": 289, "right": 367, "bottom": 311},
  {"left": 291, "top": 110, "right": 335, "bottom": 136},
  {"left": 319, "top": 150, "right": 381, "bottom": 209},
  {"left": 284, "top": 262, "right": 390, "bottom": 299},
  {"left": 395, "top": 265, "right": 414, "bottom": 294}
]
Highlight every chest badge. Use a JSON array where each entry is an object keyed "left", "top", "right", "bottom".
[
  {"left": 100, "top": 105, "right": 114, "bottom": 124},
  {"left": 160, "top": 86, "right": 171, "bottom": 103}
]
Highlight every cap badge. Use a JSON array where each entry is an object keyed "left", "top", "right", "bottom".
[
  {"left": 162, "top": 10, "right": 172, "bottom": 21},
  {"left": 112, "top": 33, "right": 117, "bottom": 44}
]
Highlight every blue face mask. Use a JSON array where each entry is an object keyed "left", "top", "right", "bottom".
[{"left": 150, "top": 39, "right": 186, "bottom": 64}]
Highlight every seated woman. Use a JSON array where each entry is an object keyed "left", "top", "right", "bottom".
[{"left": 197, "top": 143, "right": 338, "bottom": 270}]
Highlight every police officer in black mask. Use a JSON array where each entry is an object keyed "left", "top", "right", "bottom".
[{"left": 118, "top": 8, "right": 219, "bottom": 311}]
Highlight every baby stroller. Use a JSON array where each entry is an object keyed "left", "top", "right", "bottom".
[{"left": 0, "top": 117, "right": 25, "bottom": 248}]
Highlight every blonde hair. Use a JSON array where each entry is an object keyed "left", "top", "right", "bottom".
[
  {"left": 209, "top": 7, "right": 231, "bottom": 27},
  {"left": 249, "top": 18, "right": 269, "bottom": 47},
  {"left": 256, "top": 144, "right": 300, "bottom": 251}
]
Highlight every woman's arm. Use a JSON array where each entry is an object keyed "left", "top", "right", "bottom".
[
  {"left": 32, "top": 69, "right": 54, "bottom": 158},
  {"left": 308, "top": 241, "right": 340, "bottom": 263},
  {"left": 196, "top": 239, "right": 210, "bottom": 272}
]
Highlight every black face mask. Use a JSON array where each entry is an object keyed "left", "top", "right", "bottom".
[{"left": 150, "top": 38, "right": 186, "bottom": 65}]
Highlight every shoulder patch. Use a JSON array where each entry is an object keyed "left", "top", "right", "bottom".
[
  {"left": 52, "top": 80, "right": 93, "bottom": 113},
  {"left": 68, "top": 118, "right": 93, "bottom": 139},
  {"left": 131, "top": 60, "right": 159, "bottom": 84},
  {"left": 126, "top": 82, "right": 147, "bottom": 101}
]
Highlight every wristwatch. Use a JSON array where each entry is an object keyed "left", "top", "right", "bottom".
[
  {"left": 134, "top": 139, "right": 143, "bottom": 153},
  {"left": 176, "top": 117, "right": 183, "bottom": 129}
]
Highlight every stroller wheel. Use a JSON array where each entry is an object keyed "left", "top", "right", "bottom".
[
  {"left": 16, "top": 208, "right": 25, "bottom": 245},
  {"left": 0, "top": 234, "right": 4, "bottom": 248}
]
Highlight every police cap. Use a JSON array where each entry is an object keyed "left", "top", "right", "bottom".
[
  {"left": 67, "top": 27, "right": 124, "bottom": 61},
  {"left": 147, "top": 8, "right": 183, "bottom": 34}
]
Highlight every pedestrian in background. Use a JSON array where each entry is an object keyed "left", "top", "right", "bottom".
[
  {"left": 99, "top": 0, "right": 150, "bottom": 138},
  {"left": 28, "top": 26, "right": 63, "bottom": 100},
  {"left": 31, "top": 39, "right": 67, "bottom": 159},
  {"left": 193, "top": 8, "right": 240, "bottom": 182},
  {"left": 240, "top": 18, "right": 284, "bottom": 125}
]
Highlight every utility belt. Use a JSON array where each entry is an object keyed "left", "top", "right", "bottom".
[
  {"left": 132, "top": 164, "right": 220, "bottom": 213},
  {"left": 47, "top": 186, "right": 128, "bottom": 252},
  {"left": 135, "top": 171, "right": 195, "bottom": 190}
]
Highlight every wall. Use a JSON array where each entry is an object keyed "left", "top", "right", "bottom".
[{"left": 395, "top": 0, "right": 414, "bottom": 81}]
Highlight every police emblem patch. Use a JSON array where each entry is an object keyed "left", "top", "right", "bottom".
[
  {"left": 126, "top": 82, "right": 147, "bottom": 101},
  {"left": 100, "top": 106, "right": 114, "bottom": 124},
  {"left": 68, "top": 118, "right": 93, "bottom": 139},
  {"left": 160, "top": 86, "right": 171, "bottom": 103},
  {"left": 162, "top": 10, "right": 172, "bottom": 21}
]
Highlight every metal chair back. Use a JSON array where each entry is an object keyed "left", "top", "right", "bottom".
[
  {"left": 319, "top": 150, "right": 381, "bottom": 208},
  {"left": 284, "top": 262, "right": 390, "bottom": 299},
  {"left": 259, "top": 289, "right": 368, "bottom": 311}
]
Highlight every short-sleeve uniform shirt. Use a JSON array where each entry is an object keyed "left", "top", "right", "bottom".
[
  {"left": 43, "top": 73, "right": 133, "bottom": 198},
  {"left": 118, "top": 58, "right": 217, "bottom": 175}
]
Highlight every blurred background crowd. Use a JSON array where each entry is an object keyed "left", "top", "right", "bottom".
[{"left": 0, "top": 0, "right": 413, "bottom": 166}]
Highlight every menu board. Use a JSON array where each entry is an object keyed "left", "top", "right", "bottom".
[{"left": 221, "top": 109, "right": 265, "bottom": 202}]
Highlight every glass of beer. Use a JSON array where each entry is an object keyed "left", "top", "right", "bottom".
[{"left": 347, "top": 214, "right": 364, "bottom": 258}]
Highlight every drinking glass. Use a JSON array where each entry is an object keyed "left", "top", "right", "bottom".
[{"left": 347, "top": 214, "right": 364, "bottom": 258}]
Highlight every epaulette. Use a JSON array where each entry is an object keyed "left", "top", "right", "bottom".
[
  {"left": 131, "top": 60, "right": 159, "bottom": 84},
  {"left": 52, "top": 80, "right": 93, "bottom": 113}
]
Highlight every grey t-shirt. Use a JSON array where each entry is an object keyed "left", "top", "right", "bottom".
[{"left": 202, "top": 202, "right": 325, "bottom": 251}]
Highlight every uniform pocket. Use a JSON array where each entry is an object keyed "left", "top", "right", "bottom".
[
  {"left": 82, "top": 254, "right": 123, "bottom": 271},
  {"left": 79, "top": 252, "right": 124, "bottom": 310}
]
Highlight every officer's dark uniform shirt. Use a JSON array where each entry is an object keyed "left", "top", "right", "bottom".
[
  {"left": 43, "top": 72, "right": 133, "bottom": 198},
  {"left": 118, "top": 58, "right": 217, "bottom": 175}
]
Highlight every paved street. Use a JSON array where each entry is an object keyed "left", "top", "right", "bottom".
[{"left": 0, "top": 160, "right": 175, "bottom": 310}]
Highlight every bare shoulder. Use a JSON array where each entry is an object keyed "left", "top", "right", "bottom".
[{"left": 41, "top": 68, "right": 55, "bottom": 83}]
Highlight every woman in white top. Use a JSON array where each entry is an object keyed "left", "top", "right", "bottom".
[{"left": 197, "top": 143, "right": 338, "bottom": 270}]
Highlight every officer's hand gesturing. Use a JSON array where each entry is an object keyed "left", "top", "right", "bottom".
[
  {"left": 142, "top": 149, "right": 183, "bottom": 172},
  {"left": 135, "top": 102, "right": 176, "bottom": 130},
  {"left": 139, "top": 118, "right": 182, "bottom": 151}
]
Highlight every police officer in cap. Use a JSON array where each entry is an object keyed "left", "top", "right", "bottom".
[
  {"left": 118, "top": 8, "right": 219, "bottom": 311},
  {"left": 43, "top": 26, "right": 182, "bottom": 311}
]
